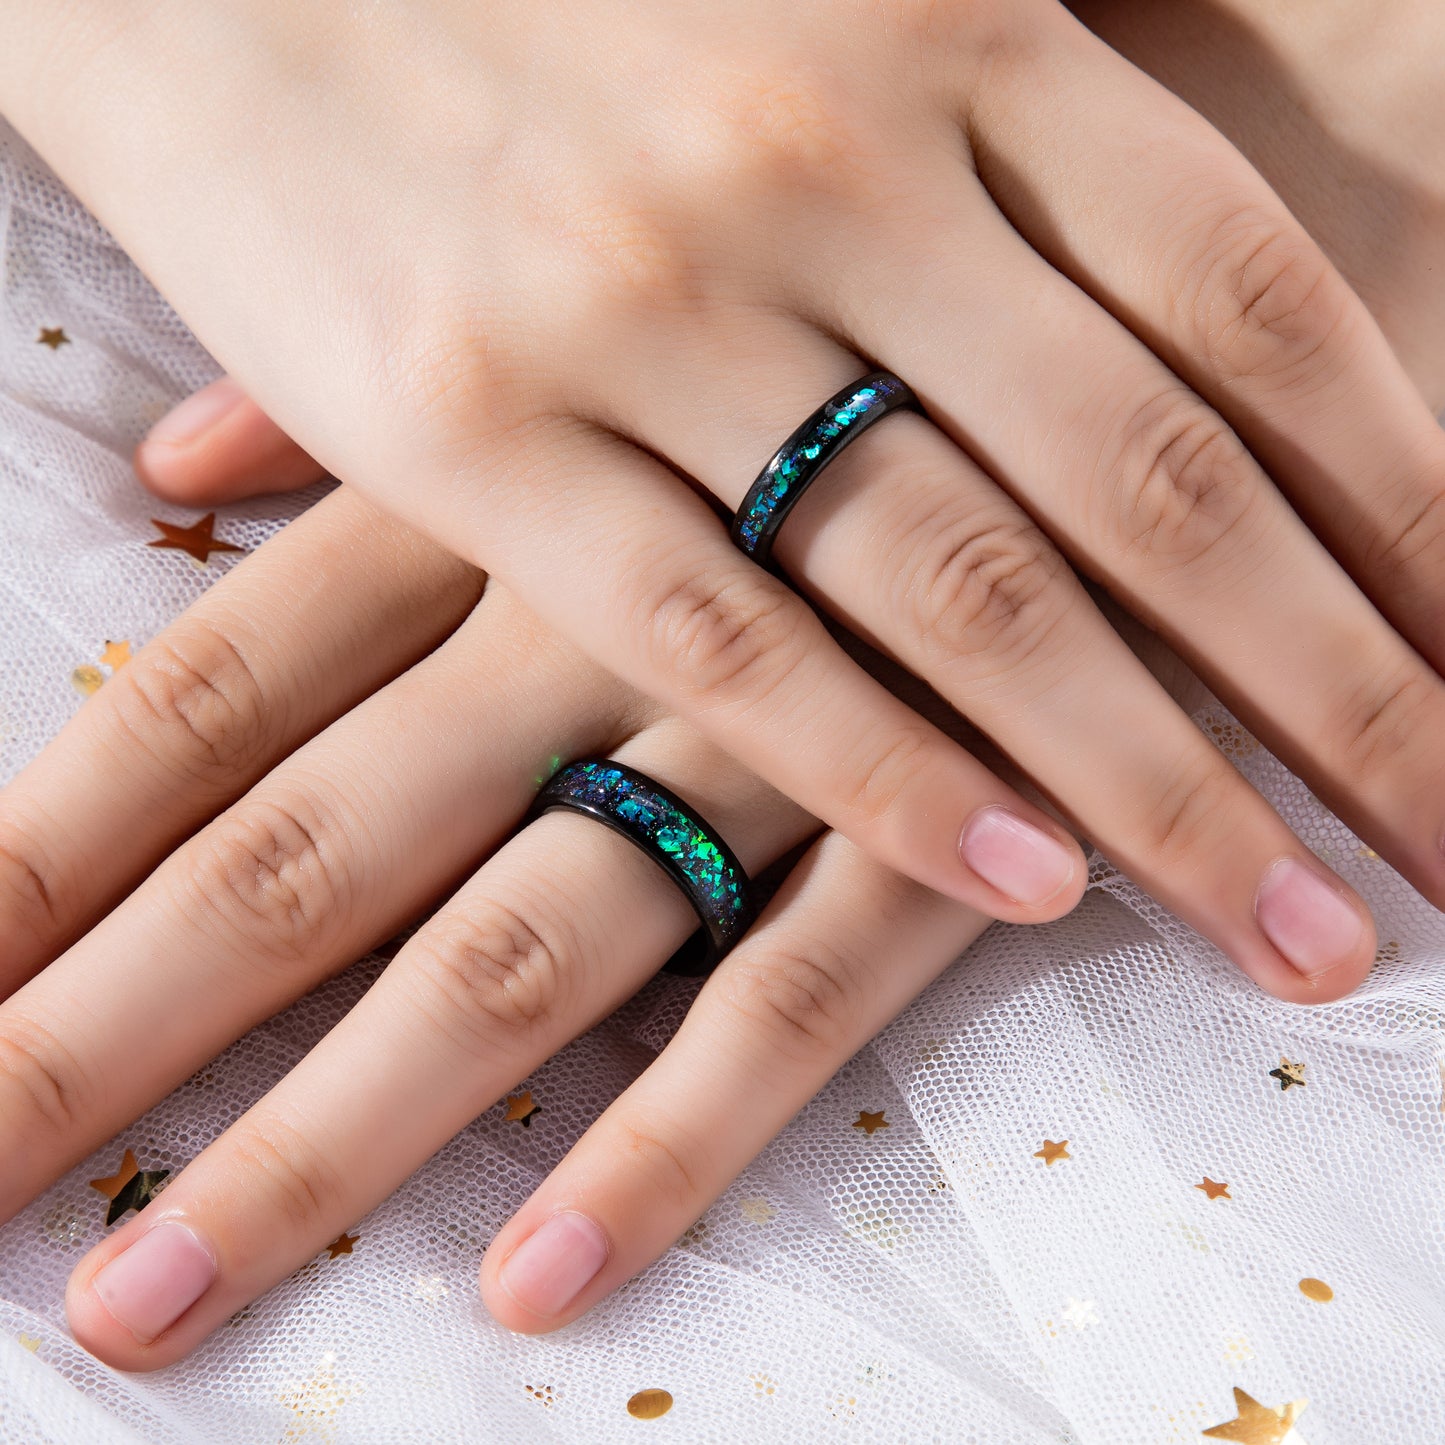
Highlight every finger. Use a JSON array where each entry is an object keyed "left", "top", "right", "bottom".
[
  {"left": 0, "top": 488, "right": 480, "bottom": 990},
  {"left": 63, "top": 721, "right": 807, "bottom": 1367},
  {"left": 134, "top": 377, "right": 329, "bottom": 504},
  {"left": 817, "top": 176, "right": 1445, "bottom": 912},
  {"left": 612, "top": 309, "right": 1377, "bottom": 997},
  {"left": 969, "top": 6, "right": 1445, "bottom": 675},
  {"left": 456, "top": 421, "right": 1086, "bottom": 922},
  {"left": 0, "top": 584, "right": 625, "bottom": 1223},
  {"left": 479, "top": 830, "right": 982, "bottom": 1333}
]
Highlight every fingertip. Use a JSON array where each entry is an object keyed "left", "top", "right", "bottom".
[
  {"left": 957, "top": 804, "right": 1088, "bottom": 921},
  {"left": 481, "top": 1208, "right": 613, "bottom": 1334}
]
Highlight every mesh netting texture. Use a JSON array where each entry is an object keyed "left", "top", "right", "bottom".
[{"left": 1, "top": 118, "right": 1443, "bottom": 1444}]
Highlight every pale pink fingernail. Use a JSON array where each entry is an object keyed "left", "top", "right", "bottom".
[
  {"left": 91, "top": 1219, "right": 217, "bottom": 1343},
  {"left": 959, "top": 806, "right": 1077, "bottom": 906},
  {"left": 144, "top": 378, "right": 243, "bottom": 448},
  {"left": 498, "top": 1211, "right": 609, "bottom": 1319},
  {"left": 1255, "top": 857, "right": 1367, "bottom": 980}
]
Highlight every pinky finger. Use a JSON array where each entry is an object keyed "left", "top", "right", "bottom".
[
  {"left": 134, "top": 377, "right": 327, "bottom": 505},
  {"left": 480, "top": 833, "right": 985, "bottom": 1332}
]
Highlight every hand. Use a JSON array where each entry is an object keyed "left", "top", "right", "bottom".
[
  {"left": 6, "top": 2, "right": 1445, "bottom": 1013},
  {"left": 0, "top": 483, "right": 995, "bottom": 1368}
]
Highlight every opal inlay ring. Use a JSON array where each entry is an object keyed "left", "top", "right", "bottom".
[
  {"left": 529, "top": 758, "right": 756, "bottom": 976},
  {"left": 731, "top": 369, "right": 921, "bottom": 572}
]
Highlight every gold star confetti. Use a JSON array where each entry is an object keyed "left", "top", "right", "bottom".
[
  {"left": 626, "top": 1388, "right": 674, "bottom": 1420},
  {"left": 739, "top": 1196, "right": 776, "bottom": 1224},
  {"left": 1222, "top": 1334, "right": 1255, "bottom": 1365},
  {"left": 1298, "top": 1277, "right": 1334, "bottom": 1303},
  {"left": 845, "top": 1207, "right": 912, "bottom": 1250},
  {"left": 326, "top": 1231, "right": 358, "bottom": 1259},
  {"left": 1202, "top": 1387, "right": 1308, "bottom": 1443},
  {"left": 70, "top": 664, "right": 104, "bottom": 698},
  {"left": 88, "top": 1148, "right": 170, "bottom": 1226},
  {"left": 852, "top": 1109, "right": 889, "bottom": 1136},
  {"left": 37, "top": 326, "right": 70, "bottom": 350},
  {"left": 1270, "top": 1058, "right": 1307, "bottom": 1091},
  {"left": 1197, "top": 1177, "right": 1232, "bottom": 1200},
  {"left": 504, "top": 1091, "right": 541, "bottom": 1127},
  {"left": 1356, "top": 845, "right": 1379, "bottom": 860},
  {"left": 100, "top": 639, "right": 132, "bottom": 671},
  {"left": 146, "top": 513, "right": 247, "bottom": 566},
  {"left": 750, "top": 1372, "right": 778, "bottom": 1399},
  {"left": 1034, "top": 1139, "right": 1070, "bottom": 1166},
  {"left": 17, "top": 1333, "right": 40, "bottom": 1353},
  {"left": 277, "top": 1350, "right": 358, "bottom": 1441}
]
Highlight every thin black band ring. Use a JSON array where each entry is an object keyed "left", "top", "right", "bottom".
[
  {"left": 528, "top": 758, "right": 757, "bottom": 977},
  {"left": 731, "top": 370, "right": 921, "bottom": 572}
]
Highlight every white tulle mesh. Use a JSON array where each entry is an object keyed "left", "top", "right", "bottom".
[{"left": 2, "top": 118, "right": 1442, "bottom": 1443}]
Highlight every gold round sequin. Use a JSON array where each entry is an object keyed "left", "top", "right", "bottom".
[
  {"left": 1298, "top": 1277, "right": 1334, "bottom": 1303},
  {"left": 627, "top": 1389, "right": 674, "bottom": 1420}
]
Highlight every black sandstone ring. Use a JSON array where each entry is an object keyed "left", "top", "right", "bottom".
[
  {"left": 731, "top": 370, "right": 921, "bottom": 572},
  {"left": 528, "top": 759, "right": 757, "bottom": 977}
]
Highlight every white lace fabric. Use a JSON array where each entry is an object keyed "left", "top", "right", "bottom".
[{"left": 1, "top": 119, "right": 1442, "bottom": 1444}]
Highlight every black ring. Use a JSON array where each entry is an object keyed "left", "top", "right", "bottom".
[
  {"left": 731, "top": 370, "right": 921, "bottom": 572},
  {"left": 528, "top": 759, "right": 756, "bottom": 977}
]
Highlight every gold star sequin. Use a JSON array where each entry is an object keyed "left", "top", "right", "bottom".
[
  {"left": 1196, "top": 1177, "right": 1232, "bottom": 1200},
  {"left": 1270, "top": 1058, "right": 1307, "bottom": 1091},
  {"left": 1202, "top": 1387, "right": 1308, "bottom": 1443},
  {"left": 88, "top": 1148, "right": 170, "bottom": 1226},
  {"left": 739, "top": 1196, "right": 776, "bottom": 1224},
  {"left": 17, "top": 1333, "right": 40, "bottom": 1353},
  {"left": 146, "top": 513, "right": 246, "bottom": 566},
  {"left": 70, "top": 664, "right": 104, "bottom": 698},
  {"left": 504, "top": 1091, "right": 541, "bottom": 1127},
  {"left": 1034, "top": 1139, "right": 1070, "bottom": 1166},
  {"left": 100, "top": 639, "right": 132, "bottom": 671},
  {"left": 1298, "top": 1277, "right": 1334, "bottom": 1303},
  {"left": 37, "top": 327, "right": 70, "bottom": 350},
  {"left": 277, "top": 1350, "right": 357, "bottom": 1440},
  {"left": 626, "top": 1388, "right": 674, "bottom": 1420},
  {"left": 326, "top": 1231, "right": 359, "bottom": 1259},
  {"left": 852, "top": 1110, "right": 889, "bottom": 1136}
]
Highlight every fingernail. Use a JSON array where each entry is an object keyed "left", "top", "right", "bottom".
[
  {"left": 959, "top": 805, "right": 1076, "bottom": 906},
  {"left": 144, "top": 379, "right": 243, "bottom": 448},
  {"left": 1255, "top": 857, "right": 1366, "bottom": 979},
  {"left": 91, "top": 1219, "right": 217, "bottom": 1344},
  {"left": 498, "top": 1211, "right": 609, "bottom": 1319}
]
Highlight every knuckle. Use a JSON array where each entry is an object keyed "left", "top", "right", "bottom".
[
  {"left": 0, "top": 1014, "right": 89, "bottom": 1137},
  {"left": 114, "top": 622, "right": 274, "bottom": 786},
  {"left": 1367, "top": 484, "right": 1445, "bottom": 576},
  {"left": 645, "top": 567, "right": 798, "bottom": 704},
  {"left": 562, "top": 192, "right": 706, "bottom": 313},
  {"left": 1109, "top": 393, "right": 1261, "bottom": 573},
  {"left": 721, "top": 943, "right": 859, "bottom": 1063},
  {"left": 835, "top": 726, "right": 931, "bottom": 829},
  {"left": 902, "top": 511, "right": 1065, "bottom": 669},
  {"left": 1193, "top": 211, "right": 1349, "bottom": 385},
  {"left": 407, "top": 901, "right": 570, "bottom": 1048},
  {"left": 186, "top": 792, "right": 350, "bottom": 964},
  {"left": 0, "top": 819, "right": 65, "bottom": 947},
  {"left": 1329, "top": 665, "right": 1437, "bottom": 780},
  {"left": 611, "top": 1120, "right": 704, "bottom": 1212},
  {"left": 1138, "top": 755, "right": 1241, "bottom": 870},
  {"left": 707, "top": 59, "right": 879, "bottom": 202},
  {"left": 226, "top": 1112, "right": 348, "bottom": 1231}
]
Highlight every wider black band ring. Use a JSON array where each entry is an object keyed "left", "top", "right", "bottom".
[
  {"left": 731, "top": 370, "right": 921, "bottom": 572},
  {"left": 527, "top": 759, "right": 757, "bottom": 977}
]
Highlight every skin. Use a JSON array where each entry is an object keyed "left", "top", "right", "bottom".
[
  {"left": 0, "top": 0, "right": 1436, "bottom": 1369},
  {"left": 1, "top": 0, "right": 1444, "bottom": 976}
]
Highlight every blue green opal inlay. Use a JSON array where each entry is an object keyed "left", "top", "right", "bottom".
[
  {"left": 544, "top": 760, "right": 749, "bottom": 943},
  {"left": 736, "top": 375, "right": 910, "bottom": 554}
]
